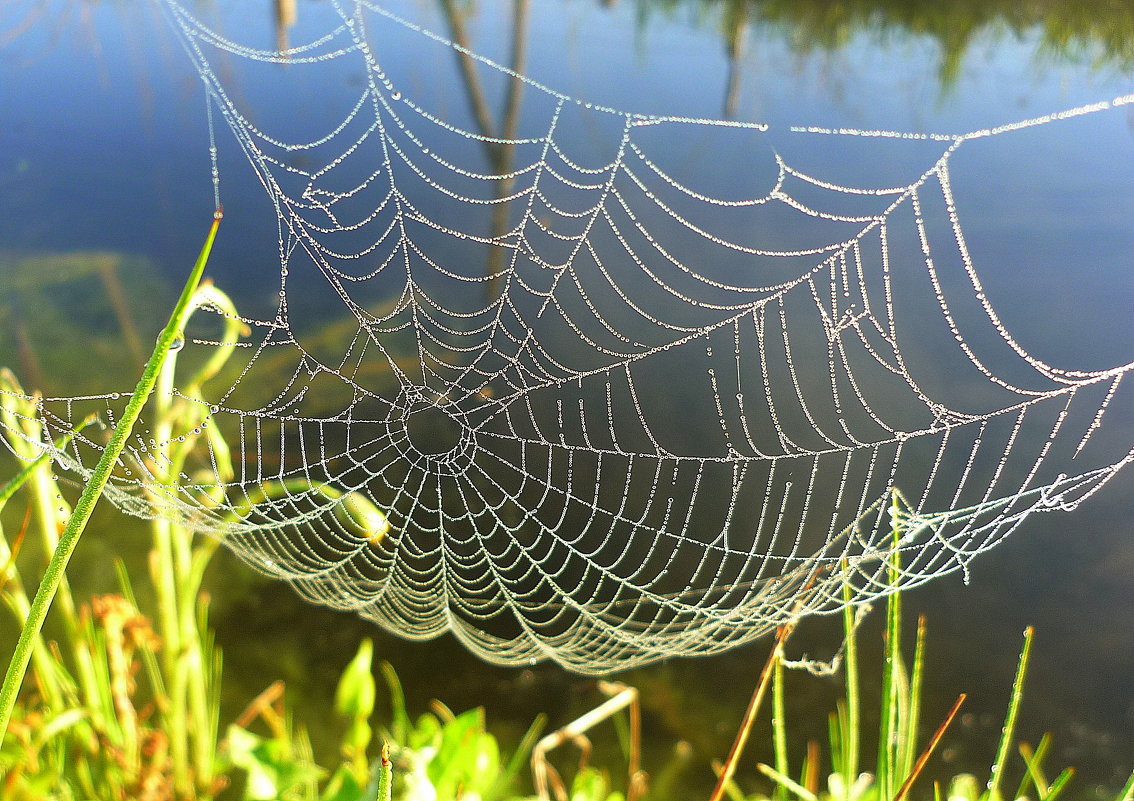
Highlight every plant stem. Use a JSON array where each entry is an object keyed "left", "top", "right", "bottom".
[
  {"left": 987, "top": 626, "right": 1034, "bottom": 800},
  {"left": 0, "top": 209, "right": 221, "bottom": 741},
  {"left": 709, "top": 623, "right": 793, "bottom": 801},
  {"left": 773, "top": 658, "right": 789, "bottom": 801},
  {"left": 841, "top": 565, "right": 860, "bottom": 797},
  {"left": 878, "top": 491, "right": 905, "bottom": 801}
]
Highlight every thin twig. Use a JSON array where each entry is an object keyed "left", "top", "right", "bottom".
[
  {"left": 892, "top": 694, "right": 966, "bottom": 801},
  {"left": 708, "top": 622, "right": 794, "bottom": 801}
]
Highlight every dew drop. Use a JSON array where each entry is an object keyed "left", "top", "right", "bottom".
[{"left": 391, "top": 90, "right": 402, "bottom": 101}]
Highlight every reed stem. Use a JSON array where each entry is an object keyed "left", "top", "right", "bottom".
[{"left": 0, "top": 209, "right": 221, "bottom": 740}]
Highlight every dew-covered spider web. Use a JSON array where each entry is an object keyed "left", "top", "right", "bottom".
[{"left": 3, "top": 0, "right": 1133, "bottom": 672}]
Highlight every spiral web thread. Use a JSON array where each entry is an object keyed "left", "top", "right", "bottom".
[{"left": 2, "top": 0, "right": 1133, "bottom": 672}]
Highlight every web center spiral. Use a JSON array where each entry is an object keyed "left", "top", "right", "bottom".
[{"left": 388, "top": 388, "right": 476, "bottom": 475}]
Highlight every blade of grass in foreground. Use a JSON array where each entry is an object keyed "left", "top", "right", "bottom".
[
  {"left": 0, "top": 208, "right": 222, "bottom": 740},
  {"left": 986, "top": 626, "right": 1034, "bottom": 801}
]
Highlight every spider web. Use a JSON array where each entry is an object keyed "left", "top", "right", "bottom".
[{"left": 3, "top": 0, "right": 1133, "bottom": 672}]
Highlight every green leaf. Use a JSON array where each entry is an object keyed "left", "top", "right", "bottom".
[
  {"left": 379, "top": 660, "right": 411, "bottom": 745},
  {"left": 320, "top": 764, "right": 366, "bottom": 801},
  {"left": 569, "top": 767, "right": 624, "bottom": 801},
  {"left": 407, "top": 712, "right": 442, "bottom": 751},
  {"left": 227, "top": 724, "right": 324, "bottom": 801},
  {"left": 427, "top": 708, "right": 501, "bottom": 799},
  {"left": 335, "top": 639, "right": 376, "bottom": 721}
]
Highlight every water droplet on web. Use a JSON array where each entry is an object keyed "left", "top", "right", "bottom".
[{"left": 391, "top": 90, "right": 402, "bottom": 101}]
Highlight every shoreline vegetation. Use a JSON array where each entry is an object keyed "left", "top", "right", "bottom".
[
  {"left": 633, "top": 0, "right": 1134, "bottom": 85},
  {"left": 1, "top": 241, "right": 1131, "bottom": 799}
]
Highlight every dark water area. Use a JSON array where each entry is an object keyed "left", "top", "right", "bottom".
[{"left": 2, "top": 1, "right": 1133, "bottom": 798}]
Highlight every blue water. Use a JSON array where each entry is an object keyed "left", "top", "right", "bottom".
[{"left": 2, "top": 0, "right": 1132, "bottom": 795}]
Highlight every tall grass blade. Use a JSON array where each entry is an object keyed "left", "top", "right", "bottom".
[
  {"left": 900, "top": 615, "right": 927, "bottom": 781},
  {"left": 773, "top": 657, "right": 790, "bottom": 801},
  {"left": 1043, "top": 768, "right": 1075, "bottom": 801},
  {"left": 1016, "top": 733, "right": 1053, "bottom": 799},
  {"left": 986, "top": 626, "right": 1034, "bottom": 800},
  {"left": 878, "top": 491, "right": 905, "bottom": 801},
  {"left": 841, "top": 566, "right": 861, "bottom": 794},
  {"left": 1115, "top": 769, "right": 1134, "bottom": 801},
  {"left": 0, "top": 209, "right": 221, "bottom": 740}
]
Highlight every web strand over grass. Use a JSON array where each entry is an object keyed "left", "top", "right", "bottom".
[{"left": 3, "top": 1, "right": 1132, "bottom": 673}]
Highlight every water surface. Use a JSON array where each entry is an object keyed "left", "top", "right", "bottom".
[{"left": 1, "top": 0, "right": 1132, "bottom": 796}]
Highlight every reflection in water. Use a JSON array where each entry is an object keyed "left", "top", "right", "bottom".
[
  {"left": 274, "top": 0, "right": 296, "bottom": 53},
  {"left": 633, "top": 0, "right": 1134, "bottom": 89},
  {"left": 439, "top": 0, "right": 531, "bottom": 300}
]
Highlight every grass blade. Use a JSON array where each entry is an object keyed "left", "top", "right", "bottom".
[
  {"left": 1043, "top": 768, "right": 1075, "bottom": 801},
  {"left": 709, "top": 623, "right": 793, "bottom": 801},
  {"left": 1115, "top": 769, "right": 1134, "bottom": 801},
  {"left": 878, "top": 492, "right": 905, "bottom": 801},
  {"left": 1016, "top": 733, "right": 1053, "bottom": 799},
  {"left": 773, "top": 657, "right": 790, "bottom": 801},
  {"left": 0, "top": 209, "right": 221, "bottom": 740},
  {"left": 986, "top": 626, "right": 1034, "bottom": 800},
  {"left": 899, "top": 615, "right": 927, "bottom": 781},
  {"left": 757, "top": 762, "right": 819, "bottom": 801}
]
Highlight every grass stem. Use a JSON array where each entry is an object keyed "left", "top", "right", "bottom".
[
  {"left": 0, "top": 209, "right": 221, "bottom": 741},
  {"left": 709, "top": 623, "right": 793, "bottom": 801},
  {"left": 987, "top": 626, "right": 1034, "bottom": 800}
]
